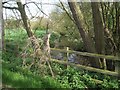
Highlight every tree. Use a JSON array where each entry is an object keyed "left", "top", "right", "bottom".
[
  {"left": 115, "top": 2, "right": 120, "bottom": 54},
  {"left": 91, "top": 2, "right": 106, "bottom": 69},
  {"left": 49, "top": 10, "right": 83, "bottom": 50},
  {"left": 16, "top": 1, "right": 42, "bottom": 57},
  {"left": 100, "top": 2, "right": 119, "bottom": 70},
  {"left": 68, "top": 0, "right": 100, "bottom": 68},
  {"left": 91, "top": 2, "right": 105, "bottom": 54},
  {"left": 0, "top": 1, "right": 4, "bottom": 51},
  {"left": 3, "top": 0, "right": 54, "bottom": 77}
]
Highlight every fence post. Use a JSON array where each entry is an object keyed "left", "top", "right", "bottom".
[
  {"left": 103, "top": 58, "right": 107, "bottom": 70},
  {"left": 67, "top": 47, "right": 69, "bottom": 69}
]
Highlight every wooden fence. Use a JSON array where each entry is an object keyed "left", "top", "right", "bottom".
[{"left": 50, "top": 47, "right": 120, "bottom": 83}]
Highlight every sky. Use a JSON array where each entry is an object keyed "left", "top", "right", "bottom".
[
  {"left": 3, "top": 0, "right": 66, "bottom": 19},
  {"left": 3, "top": 0, "right": 119, "bottom": 19}
]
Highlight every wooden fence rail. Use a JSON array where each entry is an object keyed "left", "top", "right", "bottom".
[
  {"left": 50, "top": 47, "right": 120, "bottom": 79},
  {"left": 51, "top": 48, "right": 120, "bottom": 61},
  {"left": 51, "top": 59, "right": 119, "bottom": 77}
]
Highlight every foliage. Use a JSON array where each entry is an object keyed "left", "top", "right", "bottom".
[
  {"left": 3, "top": 55, "right": 120, "bottom": 89},
  {"left": 30, "top": 17, "right": 51, "bottom": 30},
  {"left": 49, "top": 9, "right": 84, "bottom": 50},
  {"left": 53, "top": 63, "right": 119, "bottom": 89},
  {"left": 5, "top": 29, "right": 60, "bottom": 48},
  {"left": 4, "top": 18, "right": 23, "bottom": 29},
  {"left": 2, "top": 29, "right": 120, "bottom": 89},
  {"left": 79, "top": 2, "right": 93, "bottom": 31}
]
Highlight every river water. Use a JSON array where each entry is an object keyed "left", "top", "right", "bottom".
[{"left": 51, "top": 51, "right": 90, "bottom": 66}]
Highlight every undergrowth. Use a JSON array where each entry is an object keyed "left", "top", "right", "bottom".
[{"left": 2, "top": 29, "right": 120, "bottom": 89}]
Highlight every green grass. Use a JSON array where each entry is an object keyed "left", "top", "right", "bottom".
[
  {"left": 3, "top": 69, "right": 42, "bottom": 88},
  {"left": 5, "top": 29, "right": 59, "bottom": 48},
  {"left": 2, "top": 68, "right": 64, "bottom": 88}
]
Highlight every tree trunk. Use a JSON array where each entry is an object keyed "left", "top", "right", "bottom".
[
  {"left": 100, "top": 2, "right": 106, "bottom": 27},
  {"left": 91, "top": 2, "right": 105, "bottom": 54},
  {"left": 115, "top": 2, "right": 120, "bottom": 52},
  {"left": 91, "top": 2, "right": 106, "bottom": 69},
  {"left": 115, "top": 3, "right": 120, "bottom": 73},
  {"left": 0, "top": 2, "right": 3, "bottom": 87},
  {"left": 0, "top": 1, "right": 4, "bottom": 51},
  {"left": 17, "top": 1, "right": 55, "bottom": 77},
  {"left": 17, "top": 1, "right": 42, "bottom": 56},
  {"left": 17, "top": 2, "right": 33, "bottom": 37},
  {"left": 68, "top": 0, "right": 100, "bottom": 68}
]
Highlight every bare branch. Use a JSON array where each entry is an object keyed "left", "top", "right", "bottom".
[
  {"left": 3, "top": 6, "right": 18, "bottom": 10},
  {"left": 23, "top": 2, "right": 61, "bottom": 8},
  {"left": 23, "top": 1, "right": 48, "bottom": 17},
  {"left": 25, "top": 4, "right": 33, "bottom": 18},
  {"left": 59, "top": 0, "right": 75, "bottom": 23},
  {"left": 33, "top": 3, "right": 48, "bottom": 17},
  {"left": 12, "top": 9, "right": 19, "bottom": 20},
  {"left": 2, "top": 1, "right": 8, "bottom": 4}
]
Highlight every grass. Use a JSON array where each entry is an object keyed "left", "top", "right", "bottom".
[{"left": 2, "top": 68, "right": 63, "bottom": 88}]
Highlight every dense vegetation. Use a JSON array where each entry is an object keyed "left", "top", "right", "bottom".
[{"left": 2, "top": 29, "right": 120, "bottom": 89}]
